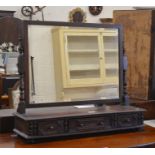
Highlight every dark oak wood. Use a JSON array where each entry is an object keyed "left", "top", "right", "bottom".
[
  {"left": 113, "top": 10, "right": 155, "bottom": 100},
  {"left": 14, "top": 105, "right": 144, "bottom": 141},
  {"left": 1, "top": 125, "right": 155, "bottom": 148}
]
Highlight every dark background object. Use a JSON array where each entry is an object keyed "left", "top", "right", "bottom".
[
  {"left": 89, "top": 6, "right": 103, "bottom": 16},
  {"left": 0, "top": 10, "right": 15, "bottom": 18},
  {"left": 1, "top": 75, "right": 19, "bottom": 95},
  {"left": 0, "top": 74, "right": 19, "bottom": 109},
  {"left": 21, "top": 6, "right": 46, "bottom": 21},
  {"left": 0, "top": 109, "right": 15, "bottom": 133},
  {"left": 72, "top": 11, "right": 84, "bottom": 23}
]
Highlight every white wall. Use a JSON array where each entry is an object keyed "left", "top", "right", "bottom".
[{"left": 0, "top": 6, "right": 134, "bottom": 23}]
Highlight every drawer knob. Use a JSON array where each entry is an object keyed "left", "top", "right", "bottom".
[
  {"left": 79, "top": 123, "right": 85, "bottom": 127},
  {"left": 124, "top": 118, "right": 131, "bottom": 123},
  {"left": 50, "top": 126, "right": 54, "bottom": 129},
  {"left": 98, "top": 121, "right": 104, "bottom": 126}
]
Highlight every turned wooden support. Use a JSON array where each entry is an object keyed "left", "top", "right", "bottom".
[
  {"left": 122, "top": 45, "right": 130, "bottom": 106},
  {"left": 17, "top": 36, "right": 26, "bottom": 114}
]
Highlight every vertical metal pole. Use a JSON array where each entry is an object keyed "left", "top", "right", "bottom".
[
  {"left": 31, "top": 56, "right": 35, "bottom": 95},
  {"left": 41, "top": 10, "right": 44, "bottom": 21}
]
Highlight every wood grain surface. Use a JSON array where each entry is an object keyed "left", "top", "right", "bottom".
[
  {"left": 0, "top": 125, "right": 155, "bottom": 148},
  {"left": 113, "top": 10, "right": 153, "bottom": 100}
]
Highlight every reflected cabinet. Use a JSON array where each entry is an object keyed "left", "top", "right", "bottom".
[{"left": 52, "top": 28, "right": 119, "bottom": 100}]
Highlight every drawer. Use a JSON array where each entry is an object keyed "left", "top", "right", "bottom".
[
  {"left": 69, "top": 115, "right": 114, "bottom": 133},
  {"left": 37, "top": 119, "right": 65, "bottom": 136},
  {"left": 117, "top": 113, "right": 142, "bottom": 128}
]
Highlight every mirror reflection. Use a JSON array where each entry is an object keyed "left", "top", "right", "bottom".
[{"left": 28, "top": 25, "right": 119, "bottom": 104}]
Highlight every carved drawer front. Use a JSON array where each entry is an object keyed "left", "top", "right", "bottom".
[
  {"left": 38, "top": 119, "right": 64, "bottom": 136},
  {"left": 69, "top": 115, "right": 114, "bottom": 133},
  {"left": 117, "top": 113, "right": 142, "bottom": 128}
]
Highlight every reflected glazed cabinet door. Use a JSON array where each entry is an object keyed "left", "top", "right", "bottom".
[{"left": 52, "top": 28, "right": 119, "bottom": 89}]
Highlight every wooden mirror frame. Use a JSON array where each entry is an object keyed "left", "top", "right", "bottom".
[{"left": 17, "top": 20, "right": 125, "bottom": 114}]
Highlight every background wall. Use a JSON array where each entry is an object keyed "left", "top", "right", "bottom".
[{"left": 0, "top": 6, "right": 134, "bottom": 22}]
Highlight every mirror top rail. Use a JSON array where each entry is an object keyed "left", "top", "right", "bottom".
[{"left": 23, "top": 20, "right": 123, "bottom": 29}]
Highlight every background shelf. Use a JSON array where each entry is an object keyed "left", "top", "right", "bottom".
[
  {"left": 69, "top": 64, "right": 100, "bottom": 71},
  {"left": 68, "top": 49, "right": 99, "bottom": 53}
]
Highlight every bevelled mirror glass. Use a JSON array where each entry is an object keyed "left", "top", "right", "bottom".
[{"left": 24, "top": 21, "right": 123, "bottom": 106}]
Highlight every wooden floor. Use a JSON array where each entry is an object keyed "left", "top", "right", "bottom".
[{"left": 1, "top": 125, "right": 155, "bottom": 148}]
